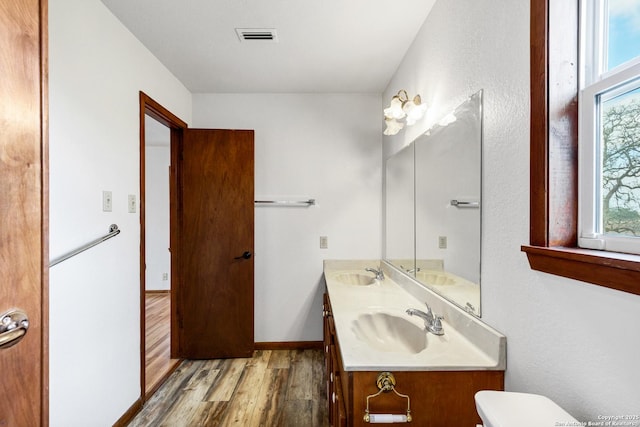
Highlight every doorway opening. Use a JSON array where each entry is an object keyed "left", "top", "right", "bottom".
[
  {"left": 139, "top": 92, "right": 187, "bottom": 399},
  {"left": 143, "top": 113, "right": 176, "bottom": 395}
]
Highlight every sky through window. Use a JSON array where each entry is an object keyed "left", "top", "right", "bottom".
[{"left": 607, "top": 0, "right": 640, "bottom": 70}]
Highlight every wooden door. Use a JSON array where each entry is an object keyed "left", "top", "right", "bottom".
[
  {"left": 0, "top": 0, "right": 48, "bottom": 425},
  {"left": 176, "top": 129, "right": 254, "bottom": 359}
]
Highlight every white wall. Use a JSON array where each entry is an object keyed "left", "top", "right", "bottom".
[
  {"left": 384, "top": 0, "right": 640, "bottom": 419},
  {"left": 145, "top": 144, "right": 171, "bottom": 291},
  {"left": 193, "top": 93, "right": 382, "bottom": 342},
  {"left": 48, "top": 0, "right": 192, "bottom": 425}
]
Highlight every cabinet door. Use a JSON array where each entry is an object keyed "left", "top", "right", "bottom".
[
  {"left": 323, "top": 293, "right": 332, "bottom": 384},
  {"left": 323, "top": 293, "right": 332, "bottom": 418},
  {"left": 333, "top": 374, "right": 347, "bottom": 427}
]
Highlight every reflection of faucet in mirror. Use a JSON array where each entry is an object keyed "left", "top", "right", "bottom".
[
  {"left": 406, "top": 303, "right": 444, "bottom": 335},
  {"left": 365, "top": 267, "right": 385, "bottom": 281},
  {"left": 400, "top": 265, "right": 421, "bottom": 274}
]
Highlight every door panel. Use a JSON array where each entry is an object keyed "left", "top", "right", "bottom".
[
  {"left": 0, "top": 0, "right": 47, "bottom": 424},
  {"left": 177, "top": 129, "right": 254, "bottom": 359}
]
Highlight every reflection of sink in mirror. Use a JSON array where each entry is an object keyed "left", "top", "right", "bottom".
[
  {"left": 332, "top": 273, "right": 376, "bottom": 286},
  {"left": 417, "top": 271, "right": 456, "bottom": 286},
  {"left": 351, "top": 312, "right": 427, "bottom": 354}
]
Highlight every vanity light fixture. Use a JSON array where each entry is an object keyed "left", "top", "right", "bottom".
[{"left": 383, "top": 89, "right": 428, "bottom": 135}]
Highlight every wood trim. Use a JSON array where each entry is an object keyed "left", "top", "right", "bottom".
[
  {"left": 529, "top": 0, "right": 579, "bottom": 247},
  {"left": 525, "top": 0, "right": 640, "bottom": 296},
  {"left": 141, "top": 93, "right": 187, "bottom": 130},
  {"left": 139, "top": 93, "right": 147, "bottom": 403},
  {"left": 529, "top": 0, "right": 549, "bottom": 247},
  {"left": 145, "top": 290, "right": 170, "bottom": 294},
  {"left": 254, "top": 341, "right": 323, "bottom": 351},
  {"left": 40, "top": 0, "right": 49, "bottom": 425},
  {"left": 169, "top": 126, "right": 182, "bottom": 359},
  {"left": 522, "top": 245, "right": 640, "bottom": 295},
  {"left": 112, "top": 398, "right": 143, "bottom": 427}
]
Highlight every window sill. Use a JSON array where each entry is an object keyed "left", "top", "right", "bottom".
[{"left": 521, "top": 245, "right": 640, "bottom": 296}]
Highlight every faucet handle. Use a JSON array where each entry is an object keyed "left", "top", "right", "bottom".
[
  {"left": 431, "top": 315, "right": 444, "bottom": 334},
  {"left": 424, "top": 303, "right": 434, "bottom": 315}
]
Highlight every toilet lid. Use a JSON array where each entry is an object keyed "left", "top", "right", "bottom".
[{"left": 475, "top": 391, "right": 579, "bottom": 427}]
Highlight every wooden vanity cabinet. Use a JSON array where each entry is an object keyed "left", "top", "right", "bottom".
[
  {"left": 324, "top": 293, "right": 347, "bottom": 426},
  {"left": 323, "top": 293, "right": 504, "bottom": 427}
]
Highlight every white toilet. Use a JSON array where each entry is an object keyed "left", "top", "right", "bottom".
[{"left": 475, "top": 390, "right": 579, "bottom": 427}]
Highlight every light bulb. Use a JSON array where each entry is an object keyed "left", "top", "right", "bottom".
[
  {"left": 384, "top": 96, "right": 406, "bottom": 119},
  {"left": 383, "top": 117, "right": 404, "bottom": 135},
  {"left": 405, "top": 95, "right": 427, "bottom": 123}
]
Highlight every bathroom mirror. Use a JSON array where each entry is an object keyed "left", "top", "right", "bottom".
[
  {"left": 385, "top": 90, "right": 482, "bottom": 316},
  {"left": 385, "top": 142, "right": 415, "bottom": 274}
]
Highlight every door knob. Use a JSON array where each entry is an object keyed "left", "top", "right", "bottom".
[
  {"left": 0, "top": 309, "right": 29, "bottom": 349},
  {"left": 234, "top": 251, "right": 252, "bottom": 260}
]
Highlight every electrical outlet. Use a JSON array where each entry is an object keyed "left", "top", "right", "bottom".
[
  {"left": 128, "top": 194, "right": 137, "bottom": 213},
  {"left": 438, "top": 236, "right": 447, "bottom": 249},
  {"left": 320, "top": 236, "right": 328, "bottom": 249},
  {"left": 102, "top": 191, "right": 112, "bottom": 212}
]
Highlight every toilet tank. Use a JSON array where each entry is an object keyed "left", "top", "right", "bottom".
[{"left": 475, "top": 390, "right": 579, "bottom": 427}]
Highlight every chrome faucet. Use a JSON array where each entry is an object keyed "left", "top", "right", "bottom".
[
  {"left": 406, "top": 303, "right": 444, "bottom": 335},
  {"left": 365, "top": 267, "right": 385, "bottom": 281}
]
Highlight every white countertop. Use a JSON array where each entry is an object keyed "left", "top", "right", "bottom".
[{"left": 324, "top": 260, "right": 506, "bottom": 372}]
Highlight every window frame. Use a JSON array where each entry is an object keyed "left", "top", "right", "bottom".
[{"left": 521, "top": 0, "right": 640, "bottom": 296}]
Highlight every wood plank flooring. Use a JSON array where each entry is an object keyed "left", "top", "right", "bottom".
[
  {"left": 146, "top": 292, "right": 180, "bottom": 395},
  {"left": 129, "top": 349, "right": 328, "bottom": 427}
]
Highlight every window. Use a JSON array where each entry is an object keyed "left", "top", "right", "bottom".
[
  {"left": 522, "top": 0, "right": 640, "bottom": 296},
  {"left": 579, "top": 0, "right": 640, "bottom": 255}
]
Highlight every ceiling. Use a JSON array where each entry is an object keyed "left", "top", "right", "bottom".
[{"left": 100, "top": 0, "right": 436, "bottom": 93}]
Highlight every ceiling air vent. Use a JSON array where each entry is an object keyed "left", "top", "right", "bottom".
[{"left": 235, "top": 28, "right": 279, "bottom": 42}]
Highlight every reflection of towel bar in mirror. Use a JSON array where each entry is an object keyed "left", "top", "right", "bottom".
[
  {"left": 450, "top": 199, "right": 479, "bottom": 208},
  {"left": 254, "top": 199, "right": 316, "bottom": 206}
]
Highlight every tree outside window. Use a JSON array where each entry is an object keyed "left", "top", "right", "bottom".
[{"left": 601, "top": 90, "right": 640, "bottom": 236}]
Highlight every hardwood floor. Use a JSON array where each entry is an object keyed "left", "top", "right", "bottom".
[
  {"left": 129, "top": 349, "right": 328, "bottom": 427},
  {"left": 146, "top": 292, "right": 180, "bottom": 396}
]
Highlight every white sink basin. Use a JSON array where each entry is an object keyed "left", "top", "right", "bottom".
[
  {"left": 332, "top": 272, "right": 376, "bottom": 286},
  {"left": 351, "top": 311, "right": 427, "bottom": 354}
]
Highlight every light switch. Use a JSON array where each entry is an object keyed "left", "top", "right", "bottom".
[
  {"left": 128, "top": 194, "right": 137, "bottom": 213},
  {"left": 320, "top": 236, "right": 328, "bottom": 249},
  {"left": 438, "top": 236, "right": 447, "bottom": 249},
  {"left": 102, "top": 191, "right": 112, "bottom": 212}
]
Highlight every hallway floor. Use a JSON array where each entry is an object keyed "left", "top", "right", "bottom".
[
  {"left": 128, "top": 349, "right": 328, "bottom": 426},
  {"left": 146, "top": 291, "right": 180, "bottom": 395}
]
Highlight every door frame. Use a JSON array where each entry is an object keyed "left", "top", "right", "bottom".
[{"left": 138, "top": 92, "right": 187, "bottom": 399}]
